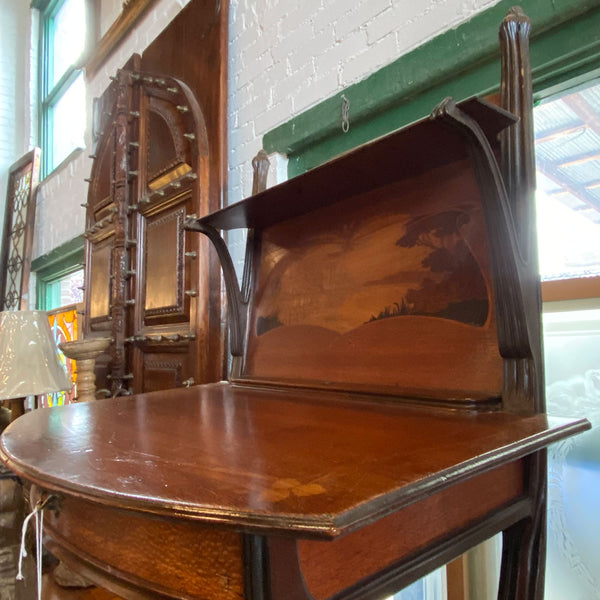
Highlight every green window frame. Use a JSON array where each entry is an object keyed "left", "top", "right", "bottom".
[
  {"left": 32, "top": 0, "right": 91, "bottom": 177},
  {"left": 263, "top": 0, "right": 600, "bottom": 178},
  {"left": 32, "top": 236, "right": 85, "bottom": 311},
  {"left": 262, "top": 0, "right": 600, "bottom": 302}
]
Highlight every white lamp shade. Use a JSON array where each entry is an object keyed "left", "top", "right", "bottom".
[{"left": 0, "top": 310, "right": 72, "bottom": 400}]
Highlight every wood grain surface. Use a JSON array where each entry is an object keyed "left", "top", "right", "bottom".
[
  {"left": 0, "top": 383, "right": 588, "bottom": 539},
  {"left": 298, "top": 461, "right": 524, "bottom": 599},
  {"left": 42, "top": 495, "right": 244, "bottom": 600}
]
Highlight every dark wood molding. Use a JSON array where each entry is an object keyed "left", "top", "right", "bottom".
[{"left": 84, "top": 0, "right": 159, "bottom": 78}]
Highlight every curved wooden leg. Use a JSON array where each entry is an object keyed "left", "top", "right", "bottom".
[{"left": 498, "top": 452, "right": 547, "bottom": 600}]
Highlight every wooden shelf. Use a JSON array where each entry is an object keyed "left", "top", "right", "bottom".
[{"left": 191, "top": 98, "right": 516, "bottom": 232}]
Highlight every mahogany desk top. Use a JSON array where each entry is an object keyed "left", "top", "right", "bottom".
[{"left": 0, "top": 382, "right": 587, "bottom": 541}]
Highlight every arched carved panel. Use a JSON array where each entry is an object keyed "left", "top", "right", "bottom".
[
  {"left": 83, "top": 0, "right": 227, "bottom": 395},
  {"left": 147, "top": 98, "right": 188, "bottom": 183},
  {"left": 89, "top": 132, "right": 114, "bottom": 219}
]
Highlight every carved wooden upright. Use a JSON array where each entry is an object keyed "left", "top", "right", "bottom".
[{"left": 82, "top": 0, "right": 228, "bottom": 396}]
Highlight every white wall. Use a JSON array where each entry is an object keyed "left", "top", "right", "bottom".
[
  {"left": 227, "top": 0, "right": 502, "bottom": 204},
  {"left": 13, "top": 0, "right": 501, "bottom": 261},
  {"left": 0, "top": 0, "right": 34, "bottom": 236}
]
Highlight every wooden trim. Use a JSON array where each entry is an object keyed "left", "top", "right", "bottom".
[
  {"left": 83, "top": 0, "right": 159, "bottom": 78},
  {"left": 31, "top": 235, "right": 85, "bottom": 273},
  {"left": 447, "top": 555, "right": 470, "bottom": 600},
  {"left": 542, "top": 276, "right": 600, "bottom": 302}
]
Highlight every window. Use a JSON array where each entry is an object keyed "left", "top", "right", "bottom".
[
  {"left": 39, "top": 267, "right": 84, "bottom": 311},
  {"left": 34, "top": 0, "right": 89, "bottom": 175},
  {"left": 534, "top": 79, "right": 600, "bottom": 302},
  {"left": 31, "top": 236, "right": 85, "bottom": 311}
]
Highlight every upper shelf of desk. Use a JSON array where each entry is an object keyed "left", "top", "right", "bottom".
[{"left": 191, "top": 98, "right": 516, "bottom": 232}]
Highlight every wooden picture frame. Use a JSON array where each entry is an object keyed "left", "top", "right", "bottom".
[
  {"left": 0, "top": 148, "right": 41, "bottom": 311},
  {"left": 84, "top": 0, "right": 160, "bottom": 78}
]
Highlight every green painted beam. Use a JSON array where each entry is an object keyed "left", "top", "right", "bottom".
[
  {"left": 32, "top": 235, "right": 85, "bottom": 310},
  {"left": 31, "top": 234, "right": 85, "bottom": 274},
  {"left": 263, "top": 0, "right": 600, "bottom": 177}
]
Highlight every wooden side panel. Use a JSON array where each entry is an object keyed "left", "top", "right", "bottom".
[
  {"left": 139, "top": 197, "right": 189, "bottom": 324},
  {"left": 136, "top": 348, "right": 194, "bottom": 392},
  {"left": 44, "top": 497, "right": 245, "bottom": 600},
  {"left": 297, "top": 461, "right": 525, "bottom": 600},
  {"left": 88, "top": 236, "right": 113, "bottom": 322},
  {"left": 244, "top": 159, "right": 503, "bottom": 402}
]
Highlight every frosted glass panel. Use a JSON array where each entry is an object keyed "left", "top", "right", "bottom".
[
  {"left": 544, "top": 307, "right": 600, "bottom": 600},
  {"left": 53, "top": 0, "right": 86, "bottom": 86},
  {"left": 52, "top": 72, "right": 86, "bottom": 166},
  {"left": 387, "top": 568, "right": 446, "bottom": 600}
]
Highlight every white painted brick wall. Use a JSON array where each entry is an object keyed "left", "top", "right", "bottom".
[
  {"left": 20, "top": 0, "right": 500, "bottom": 269},
  {"left": 227, "top": 0, "right": 502, "bottom": 209},
  {"left": 0, "top": 0, "right": 32, "bottom": 238}
]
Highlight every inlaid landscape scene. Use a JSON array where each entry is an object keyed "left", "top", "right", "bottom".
[{"left": 245, "top": 160, "right": 503, "bottom": 401}]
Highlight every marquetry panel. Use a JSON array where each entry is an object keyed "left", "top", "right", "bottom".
[{"left": 244, "top": 159, "right": 503, "bottom": 402}]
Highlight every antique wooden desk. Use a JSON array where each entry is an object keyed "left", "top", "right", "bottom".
[{"left": 0, "top": 8, "right": 591, "bottom": 600}]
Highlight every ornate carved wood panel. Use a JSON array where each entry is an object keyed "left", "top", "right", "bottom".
[{"left": 83, "top": 0, "right": 226, "bottom": 396}]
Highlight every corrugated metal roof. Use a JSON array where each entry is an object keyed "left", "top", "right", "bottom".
[
  {"left": 534, "top": 79, "right": 600, "bottom": 280},
  {"left": 535, "top": 82, "right": 600, "bottom": 215}
]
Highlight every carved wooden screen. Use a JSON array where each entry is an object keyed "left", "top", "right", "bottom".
[
  {"left": 0, "top": 148, "right": 41, "bottom": 310},
  {"left": 83, "top": 0, "right": 226, "bottom": 396}
]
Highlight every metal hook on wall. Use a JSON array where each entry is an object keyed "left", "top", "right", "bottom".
[{"left": 341, "top": 95, "right": 350, "bottom": 133}]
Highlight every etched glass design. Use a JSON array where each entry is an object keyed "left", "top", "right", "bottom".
[
  {"left": 2, "top": 163, "right": 33, "bottom": 310},
  {"left": 544, "top": 308, "right": 600, "bottom": 600}
]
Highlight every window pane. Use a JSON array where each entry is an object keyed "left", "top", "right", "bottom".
[
  {"left": 51, "top": 72, "right": 86, "bottom": 168},
  {"left": 534, "top": 81, "right": 600, "bottom": 281},
  {"left": 44, "top": 269, "right": 84, "bottom": 311},
  {"left": 52, "top": 0, "right": 86, "bottom": 87}
]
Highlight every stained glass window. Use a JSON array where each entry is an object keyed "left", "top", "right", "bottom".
[{"left": 39, "top": 306, "right": 78, "bottom": 408}]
